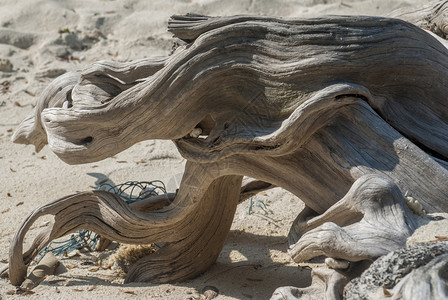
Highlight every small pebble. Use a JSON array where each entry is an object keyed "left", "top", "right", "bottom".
[
  {"left": 0, "top": 59, "right": 13, "bottom": 72},
  {"left": 325, "top": 257, "right": 350, "bottom": 269},
  {"left": 202, "top": 286, "right": 219, "bottom": 300}
]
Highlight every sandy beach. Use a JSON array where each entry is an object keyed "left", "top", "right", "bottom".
[{"left": 1, "top": 0, "right": 447, "bottom": 299}]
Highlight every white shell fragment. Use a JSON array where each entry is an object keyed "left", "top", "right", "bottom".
[
  {"left": 189, "top": 127, "right": 202, "bottom": 138},
  {"left": 405, "top": 196, "right": 425, "bottom": 215}
]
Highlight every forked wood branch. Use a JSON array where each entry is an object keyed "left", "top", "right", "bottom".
[{"left": 7, "top": 1, "right": 448, "bottom": 298}]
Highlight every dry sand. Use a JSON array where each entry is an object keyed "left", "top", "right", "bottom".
[{"left": 1, "top": 0, "right": 447, "bottom": 299}]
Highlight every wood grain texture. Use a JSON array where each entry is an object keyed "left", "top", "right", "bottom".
[
  {"left": 8, "top": 2, "right": 448, "bottom": 298},
  {"left": 288, "top": 174, "right": 419, "bottom": 263},
  {"left": 390, "top": 0, "right": 448, "bottom": 39}
]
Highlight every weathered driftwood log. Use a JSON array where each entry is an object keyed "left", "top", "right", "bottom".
[
  {"left": 8, "top": 163, "right": 242, "bottom": 285},
  {"left": 390, "top": 0, "right": 448, "bottom": 39},
  {"left": 8, "top": 2, "right": 448, "bottom": 298},
  {"left": 271, "top": 269, "right": 348, "bottom": 300},
  {"left": 288, "top": 174, "right": 419, "bottom": 263},
  {"left": 271, "top": 262, "right": 370, "bottom": 300},
  {"left": 273, "top": 242, "right": 448, "bottom": 300},
  {"left": 20, "top": 252, "right": 59, "bottom": 291}
]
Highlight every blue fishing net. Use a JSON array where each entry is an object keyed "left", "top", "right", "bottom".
[{"left": 34, "top": 180, "right": 166, "bottom": 264}]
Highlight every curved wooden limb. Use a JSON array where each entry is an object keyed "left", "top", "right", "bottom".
[
  {"left": 72, "top": 57, "right": 169, "bottom": 108},
  {"left": 288, "top": 174, "right": 419, "bottom": 263},
  {"left": 0, "top": 192, "right": 177, "bottom": 279},
  {"left": 11, "top": 72, "right": 80, "bottom": 152},
  {"left": 9, "top": 162, "right": 241, "bottom": 285},
  {"left": 80, "top": 57, "right": 169, "bottom": 85},
  {"left": 13, "top": 15, "right": 448, "bottom": 166},
  {"left": 9, "top": 12, "right": 448, "bottom": 294},
  {"left": 270, "top": 268, "right": 347, "bottom": 300},
  {"left": 125, "top": 175, "right": 242, "bottom": 283},
  {"left": 11, "top": 56, "right": 169, "bottom": 153},
  {"left": 8, "top": 191, "right": 159, "bottom": 285},
  {"left": 271, "top": 260, "right": 371, "bottom": 300},
  {"left": 270, "top": 267, "right": 351, "bottom": 300}
]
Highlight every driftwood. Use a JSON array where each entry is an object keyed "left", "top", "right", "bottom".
[
  {"left": 288, "top": 174, "right": 419, "bottom": 263},
  {"left": 20, "top": 252, "right": 59, "bottom": 291},
  {"left": 271, "top": 267, "right": 356, "bottom": 300},
  {"left": 7, "top": 0, "right": 448, "bottom": 298},
  {"left": 275, "top": 242, "right": 448, "bottom": 300},
  {"left": 389, "top": 0, "right": 448, "bottom": 39}
]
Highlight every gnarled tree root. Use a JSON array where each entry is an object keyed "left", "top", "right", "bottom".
[
  {"left": 288, "top": 174, "right": 419, "bottom": 263},
  {"left": 7, "top": 161, "right": 242, "bottom": 286},
  {"left": 272, "top": 174, "right": 427, "bottom": 300},
  {"left": 7, "top": 2, "right": 448, "bottom": 298},
  {"left": 270, "top": 262, "right": 370, "bottom": 300}
]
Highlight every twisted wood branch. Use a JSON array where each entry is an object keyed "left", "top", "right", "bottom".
[{"left": 8, "top": 2, "right": 448, "bottom": 297}]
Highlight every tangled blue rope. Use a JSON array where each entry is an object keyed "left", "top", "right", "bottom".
[
  {"left": 34, "top": 180, "right": 166, "bottom": 264},
  {"left": 96, "top": 180, "right": 166, "bottom": 204},
  {"left": 248, "top": 197, "right": 270, "bottom": 214}
]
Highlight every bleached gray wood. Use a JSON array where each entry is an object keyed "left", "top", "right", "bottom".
[
  {"left": 8, "top": 2, "right": 448, "bottom": 296},
  {"left": 389, "top": 0, "right": 448, "bottom": 39},
  {"left": 270, "top": 267, "right": 349, "bottom": 300},
  {"left": 11, "top": 72, "right": 79, "bottom": 152},
  {"left": 270, "top": 261, "right": 371, "bottom": 300},
  {"left": 20, "top": 252, "right": 59, "bottom": 291},
  {"left": 7, "top": 162, "right": 242, "bottom": 285},
  {"left": 288, "top": 174, "right": 419, "bottom": 263}
]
